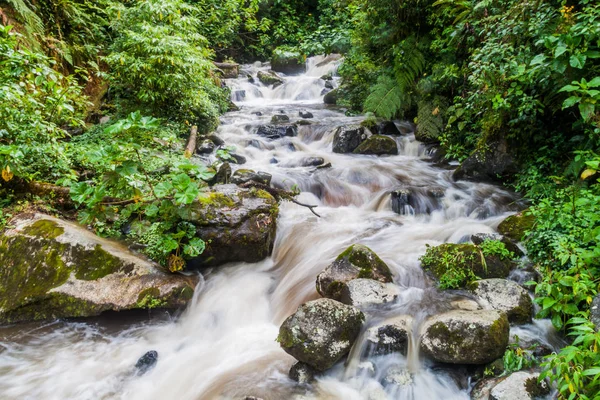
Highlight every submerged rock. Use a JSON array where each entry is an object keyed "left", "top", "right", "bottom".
[
  {"left": 339, "top": 279, "right": 400, "bottom": 307},
  {"left": 469, "top": 279, "right": 533, "bottom": 324},
  {"left": 497, "top": 211, "right": 535, "bottom": 242},
  {"left": 353, "top": 135, "right": 398, "bottom": 155},
  {"left": 256, "top": 124, "right": 298, "bottom": 140},
  {"left": 0, "top": 214, "right": 198, "bottom": 323},
  {"left": 316, "top": 244, "right": 394, "bottom": 300},
  {"left": 277, "top": 298, "right": 365, "bottom": 371},
  {"left": 420, "top": 309, "right": 509, "bottom": 364},
  {"left": 366, "top": 315, "right": 413, "bottom": 356},
  {"left": 299, "top": 111, "right": 314, "bottom": 119},
  {"left": 257, "top": 70, "right": 284, "bottom": 87},
  {"left": 231, "top": 169, "right": 272, "bottom": 186},
  {"left": 289, "top": 362, "right": 318, "bottom": 384},
  {"left": 271, "top": 114, "right": 290, "bottom": 124},
  {"left": 135, "top": 351, "right": 158, "bottom": 375},
  {"left": 390, "top": 186, "right": 445, "bottom": 215},
  {"left": 184, "top": 184, "right": 278, "bottom": 268},
  {"left": 332, "top": 125, "right": 371, "bottom": 153}
]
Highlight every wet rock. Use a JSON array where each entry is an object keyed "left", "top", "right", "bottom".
[
  {"left": 231, "top": 169, "right": 272, "bottom": 186},
  {"left": 247, "top": 75, "right": 255, "bottom": 83},
  {"left": 232, "top": 90, "right": 246, "bottom": 102},
  {"left": 211, "top": 162, "right": 232, "bottom": 185},
  {"left": 366, "top": 315, "right": 412, "bottom": 356},
  {"left": 471, "top": 233, "right": 523, "bottom": 257},
  {"left": 332, "top": 125, "right": 371, "bottom": 154},
  {"left": 184, "top": 184, "right": 278, "bottom": 268},
  {"left": 339, "top": 279, "right": 400, "bottom": 307},
  {"left": 390, "top": 186, "right": 444, "bottom": 215},
  {"left": 469, "top": 279, "right": 533, "bottom": 324},
  {"left": 243, "top": 397, "right": 264, "bottom": 400},
  {"left": 297, "top": 120, "right": 312, "bottom": 126},
  {"left": 489, "top": 371, "right": 550, "bottom": 400},
  {"left": 324, "top": 80, "right": 335, "bottom": 90},
  {"left": 471, "top": 377, "right": 499, "bottom": 400},
  {"left": 257, "top": 70, "right": 284, "bottom": 88},
  {"left": 353, "top": 135, "right": 398, "bottom": 155},
  {"left": 299, "top": 157, "right": 326, "bottom": 167},
  {"left": 323, "top": 88, "right": 339, "bottom": 105},
  {"left": 252, "top": 111, "right": 263, "bottom": 116},
  {"left": 271, "top": 114, "right": 290, "bottom": 124},
  {"left": 508, "top": 335, "right": 553, "bottom": 358},
  {"left": 453, "top": 139, "right": 517, "bottom": 184},
  {"left": 231, "top": 153, "right": 247, "bottom": 165},
  {"left": 316, "top": 244, "right": 394, "bottom": 300},
  {"left": 384, "top": 366, "right": 413, "bottom": 386},
  {"left": 299, "top": 111, "right": 314, "bottom": 119},
  {"left": 214, "top": 62, "right": 239, "bottom": 79},
  {"left": 591, "top": 294, "right": 600, "bottom": 331},
  {"left": 135, "top": 350, "right": 158, "bottom": 375},
  {"left": 421, "top": 243, "right": 518, "bottom": 288},
  {"left": 497, "top": 210, "right": 535, "bottom": 242},
  {"left": 508, "top": 265, "right": 542, "bottom": 289},
  {"left": 208, "top": 134, "right": 225, "bottom": 146},
  {"left": 420, "top": 309, "right": 509, "bottom": 364},
  {"left": 375, "top": 121, "right": 402, "bottom": 136},
  {"left": 271, "top": 49, "right": 306, "bottom": 75},
  {"left": 196, "top": 139, "right": 215, "bottom": 155},
  {"left": 277, "top": 298, "right": 365, "bottom": 371},
  {"left": 321, "top": 88, "right": 332, "bottom": 96},
  {"left": 289, "top": 362, "right": 318, "bottom": 384},
  {"left": 0, "top": 214, "right": 199, "bottom": 323},
  {"left": 256, "top": 124, "right": 298, "bottom": 140},
  {"left": 357, "top": 361, "right": 377, "bottom": 377},
  {"left": 269, "top": 158, "right": 278, "bottom": 164}
]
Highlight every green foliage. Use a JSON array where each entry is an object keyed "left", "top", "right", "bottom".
[
  {"left": 502, "top": 339, "right": 538, "bottom": 374},
  {"left": 364, "top": 75, "right": 404, "bottom": 119},
  {"left": 480, "top": 239, "right": 515, "bottom": 261},
  {"left": 105, "top": 0, "right": 228, "bottom": 131},
  {"left": 420, "top": 244, "right": 479, "bottom": 289}
]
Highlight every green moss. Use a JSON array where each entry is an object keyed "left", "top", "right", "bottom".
[
  {"left": 136, "top": 287, "right": 167, "bottom": 309},
  {"left": 74, "top": 244, "right": 127, "bottom": 280},
  {"left": 497, "top": 210, "right": 535, "bottom": 241},
  {"left": 353, "top": 135, "right": 398, "bottom": 155},
  {"left": 1, "top": 292, "right": 106, "bottom": 322},
  {"left": 22, "top": 219, "right": 64, "bottom": 240}
]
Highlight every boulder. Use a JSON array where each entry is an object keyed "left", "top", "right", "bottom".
[
  {"left": 420, "top": 243, "right": 517, "bottom": 289},
  {"left": 420, "top": 309, "right": 509, "bottom": 364},
  {"left": 184, "top": 185, "right": 278, "bottom": 268},
  {"left": 271, "top": 114, "right": 290, "bottom": 124},
  {"left": 375, "top": 121, "right": 402, "bottom": 136},
  {"left": 332, "top": 125, "right": 371, "bottom": 154},
  {"left": 277, "top": 298, "right": 365, "bottom": 371},
  {"left": 489, "top": 371, "right": 550, "bottom": 400},
  {"left": 353, "top": 135, "right": 398, "bottom": 155},
  {"left": 0, "top": 214, "right": 198, "bottom": 323},
  {"left": 339, "top": 279, "right": 400, "bottom": 307},
  {"left": 211, "top": 162, "right": 232, "bottom": 185},
  {"left": 289, "top": 362, "right": 318, "bottom": 384},
  {"left": 471, "top": 233, "right": 523, "bottom": 258},
  {"left": 257, "top": 70, "right": 284, "bottom": 87},
  {"left": 208, "top": 134, "right": 225, "bottom": 146},
  {"left": 256, "top": 124, "right": 298, "bottom": 140},
  {"left": 391, "top": 186, "right": 444, "bottom": 215},
  {"left": 214, "top": 62, "right": 239, "bottom": 79},
  {"left": 316, "top": 244, "right": 394, "bottom": 300},
  {"left": 591, "top": 294, "right": 600, "bottom": 331},
  {"left": 469, "top": 279, "right": 533, "bottom": 324},
  {"left": 324, "top": 80, "right": 335, "bottom": 90},
  {"left": 229, "top": 153, "right": 247, "bottom": 165},
  {"left": 323, "top": 88, "right": 339, "bottom": 105},
  {"left": 196, "top": 139, "right": 215, "bottom": 155},
  {"left": 497, "top": 211, "right": 535, "bottom": 242},
  {"left": 135, "top": 351, "right": 158, "bottom": 375},
  {"left": 299, "top": 111, "right": 314, "bottom": 119},
  {"left": 231, "top": 169, "right": 272, "bottom": 186},
  {"left": 271, "top": 49, "right": 306, "bottom": 75},
  {"left": 366, "top": 315, "right": 412, "bottom": 356},
  {"left": 453, "top": 140, "right": 517, "bottom": 183}
]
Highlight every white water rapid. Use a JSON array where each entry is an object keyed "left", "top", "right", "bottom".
[{"left": 0, "top": 56, "right": 558, "bottom": 400}]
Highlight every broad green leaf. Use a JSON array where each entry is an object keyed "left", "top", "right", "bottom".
[
  {"left": 154, "top": 181, "right": 173, "bottom": 198},
  {"left": 554, "top": 46, "right": 568, "bottom": 58},
  {"left": 579, "top": 102, "right": 595, "bottom": 121},
  {"left": 183, "top": 237, "right": 205, "bottom": 257},
  {"left": 563, "top": 96, "right": 581, "bottom": 109},
  {"left": 172, "top": 173, "right": 192, "bottom": 191},
  {"left": 174, "top": 183, "right": 199, "bottom": 205},
  {"left": 569, "top": 54, "right": 587, "bottom": 69}
]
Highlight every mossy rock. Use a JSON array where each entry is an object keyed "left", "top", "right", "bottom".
[
  {"left": 323, "top": 88, "right": 339, "bottom": 105},
  {"left": 316, "top": 244, "right": 394, "bottom": 300},
  {"left": 0, "top": 214, "right": 198, "bottom": 323},
  {"left": 277, "top": 298, "right": 365, "bottom": 371},
  {"left": 420, "top": 309, "right": 509, "bottom": 364},
  {"left": 420, "top": 243, "right": 517, "bottom": 289},
  {"left": 468, "top": 279, "right": 533, "bottom": 324},
  {"left": 353, "top": 135, "right": 398, "bottom": 155},
  {"left": 497, "top": 210, "right": 535, "bottom": 241},
  {"left": 257, "top": 70, "right": 284, "bottom": 87},
  {"left": 271, "top": 48, "right": 306, "bottom": 75}
]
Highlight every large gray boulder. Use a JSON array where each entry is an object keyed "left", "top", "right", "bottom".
[
  {"left": 0, "top": 214, "right": 198, "bottom": 323},
  {"left": 332, "top": 125, "right": 371, "bottom": 153},
  {"left": 420, "top": 310, "right": 509, "bottom": 364},
  {"left": 488, "top": 371, "right": 550, "bottom": 400},
  {"left": 339, "top": 279, "right": 400, "bottom": 307},
  {"left": 184, "top": 185, "right": 278, "bottom": 268},
  {"left": 277, "top": 298, "right": 365, "bottom": 371},
  {"left": 316, "top": 244, "right": 394, "bottom": 300},
  {"left": 366, "top": 315, "right": 413, "bottom": 356},
  {"left": 469, "top": 279, "right": 533, "bottom": 324}
]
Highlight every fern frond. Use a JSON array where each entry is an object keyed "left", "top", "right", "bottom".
[
  {"left": 393, "top": 38, "right": 426, "bottom": 90},
  {"left": 5, "top": 0, "right": 44, "bottom": 37},
  {"left": 364, "top": 75, "right": 404, "bottom": 119}
]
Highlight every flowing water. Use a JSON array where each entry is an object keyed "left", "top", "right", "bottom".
[{"left": 0, "top": 56, "right": 559, "bottom": 400}]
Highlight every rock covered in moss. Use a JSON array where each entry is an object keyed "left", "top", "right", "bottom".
[
  {"left": 231, "top": 169, "right": 272, "bottom": 186},
  {"left": 277, "top": 298, "right": 365, "bottom": 371},
  {"left": 271, "top": 49, "right": 306, "bottom": 75},
  {"left": 183, "top": 184, "right": 278, "bottom": 268},
  {"left": 316, "top": 244, "right": 394, "bottom": 300},
  {"left": 332, "top": 125, "right": 371, "bottom": 153},
  {"left": 420, "top": 309, "right": 509, "bottom": 364},
  {"left": 0, "top": 214, "right": 198, "bottom": 323},
  {"left": 471, "top": 233, "right": 524, "bottom": 257},
  {"left": 257, "top": 70, "right": 284, "bottom": 87},
  {"left": 323, "top": 88, "right": 339, "bottom": 105},
  {"left": 497, "top": 210, "right": 535, "bottom": 242},
  {"left": 366, "top": 315, "right": 413, "bottom": 356},
  {"left": 271, "top": 114, "right": 290, "bottom": 124},
  {"left": 353, "top": 135, "right": 398, "bottom": 155},
  {"left": 453, "top": 139, "right": 517, "bottom": 184},
  {"left": 420, "top": 243, "right": 517, "bottom": 288},
  {"left": 489, "top": 371, "right": 550, "bottom": 400},
  {"left": 469, "top": 279, "right": 533, "bottom": 324},
  {"left": 339, "top": 278, "right": 400, "bottom": 307}
]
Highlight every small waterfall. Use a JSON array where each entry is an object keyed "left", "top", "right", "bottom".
[{"left": 0, "top": 56, "right": 554, "bottom": 400}]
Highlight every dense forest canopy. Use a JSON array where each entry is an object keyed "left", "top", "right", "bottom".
[{"left": 1, "top": 0, "right": 599, "bottom": 397}]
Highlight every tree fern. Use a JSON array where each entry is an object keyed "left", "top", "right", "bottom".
[
  {"left": 393, "top": 37, "right": 426, "bottom": 91},
  {"left": 364, "top": 75, "right": 404, "bottom": 119}
]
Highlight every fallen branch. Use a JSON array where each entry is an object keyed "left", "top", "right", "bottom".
[
  {"left": 239, "top": 181, "right": 321, "bottom": 217},
  {"left": 184, "top": 125, "right": 198, "bottom": 159}
]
